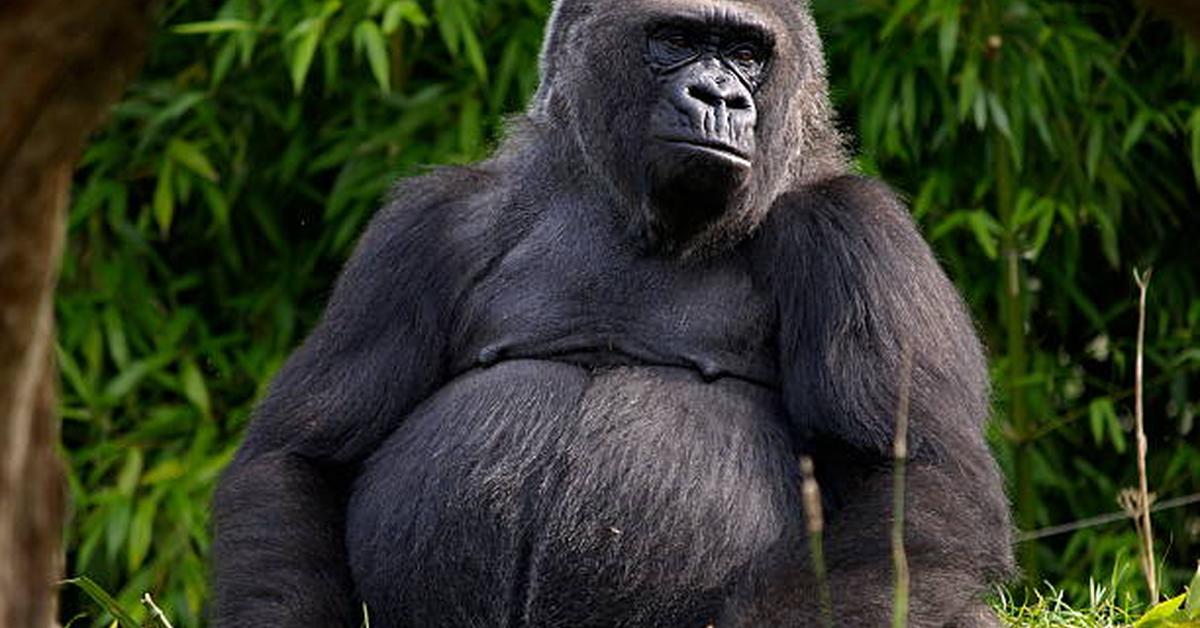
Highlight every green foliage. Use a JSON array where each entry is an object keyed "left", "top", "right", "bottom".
[
  {"left": 996, "top": 586, "right": 1140, "bottom": 627},
  {"left": 1132, "top": 563, "right": 1200, "bottom": 626},
  {"left": 63, "top": 577, "right": 143, "bottom": 628},
  {"left": 993, "top": 562, "right": 1200, "bottom": 627},
  {"left": 814, "top": 0, "right": 1200, "bottom": 602},
  {"left": 63, "top": 563, "right": 1200, "bottom": 627},
  {"left": 59, "top": 0, "right": 549, "bottom": 624},
  {"left": 59, "top": 0, "right": 1199, "bottom": 625}
]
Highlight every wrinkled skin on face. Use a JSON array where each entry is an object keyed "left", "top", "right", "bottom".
[
  {"left": 529, "top": 0, "right": 846, "bottom": 254},
  {"left": 643, "top": 16, "right": 764, "bottom": 238}
]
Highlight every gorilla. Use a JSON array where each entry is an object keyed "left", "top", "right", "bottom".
[{"left": 212, "top": 0, "right": 1013, "bottom": 626}]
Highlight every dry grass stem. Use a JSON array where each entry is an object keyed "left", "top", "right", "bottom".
[
  {"left": 141, "top": 593, "right": 174, "bottom": 628},
  {"left": 892, "top": 344, "right": 913, "bottom": 628},
  {"left": 800, "top": 455, "right": 833, "bottom": 628},
  {"left": 1129, "top": 268, "right": 1158, "bottom": 602}
]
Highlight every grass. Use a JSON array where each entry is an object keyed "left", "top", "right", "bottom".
[
  {"left": 993, "top": 563, "right": 1200, "bottom": 628},
  {"left": 67, "top": 564, "right": 1200, "bottom": 628},
  {"left": 995, "top": 587, "right": 1139, "bottom": 627}
]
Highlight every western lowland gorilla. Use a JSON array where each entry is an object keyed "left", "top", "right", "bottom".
[{"left": 212, "top": 0, "right": 1014, "bottom": 626}]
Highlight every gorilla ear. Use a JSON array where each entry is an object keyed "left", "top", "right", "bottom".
[{"left": 530, "top": 0, "right": 595, "bottom": 120}]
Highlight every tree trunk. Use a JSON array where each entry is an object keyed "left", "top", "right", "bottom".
[
  {"left": 1144, "top": 0, "right": 1200, "bottom": 36},
  {"left": 0, "top": 2, "right": 153, "bottom": 626}
]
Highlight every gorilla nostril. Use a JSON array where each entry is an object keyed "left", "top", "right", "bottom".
[
  {"left": 686, "top": 85, "right": 722, "bottom": 107},
  {"left": 729, "top": 95, "right": 752, "bottom": 110}
]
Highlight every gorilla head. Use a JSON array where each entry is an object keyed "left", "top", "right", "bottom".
[{"left": 528, "top": 0, "right": 847, "bottom": 254}]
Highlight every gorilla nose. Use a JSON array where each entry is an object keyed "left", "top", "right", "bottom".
[{"left": 684, "top": 76, "right": 752, "bottom": 111}]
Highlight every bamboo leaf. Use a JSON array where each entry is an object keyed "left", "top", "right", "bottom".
[
  {"left": 881, "top": 0, "right": 921, "bottom": 39},
  {"left": 288, "top": 19, "right": 324, "bottom": 94},
  {"left": 1186, "top": 562, "right": 1200, "bottom": 615},
  {"left": 1190, "top": 108, "right": 1200, "bottom": 185},
  {"left": 62, "top": 577, "right": 140, "bottom": 628},
  {"left": 937, "top": 3, "right": 959, "bottom": 74},
  {"left": 966, "top": 210, "right": 1000, "bottom": 260},
  {"left": 987, "top": 92, "right": 1012, "bottom": 141},
  {"left": 384, "top": 0, "right": 429, "bottom": 33},
  {"left": 461, "top": 23, "right": 488, "bottom": 82},
  {"left": 103, "top": 307, "right": 130, "bottom": 369},
  {"left": 1085, "top": 123, "right": 1103, "bottom": 182},
  {"left": 172, "top": 19, "right": 260, "bottom": 34},
  {"left": 102, "top": 355, "right": 175, "bottom": 403},
  {"left": 57, "top": 344, "right": 94, "bottom": 407},
  {"left": 1121, "top": 109, "right": 1154, "bottom": 154},
  {"left": 167, "top": 138, "right": 219, "bottom": 181},
  {"left": 153, "top": 161, "right": 175, "bottom": 237},
  {"left": 1134, "top": 593, "right": 1186, "bottom": 626},
  {"left": 128, "top": 493, "right": 158, "bottom": 572},
  {"left": 180, "top": 358, "right": 211, "bottom": 418},
  {"left": 355, "top": 20, "right": 392, "bottom": 92}
]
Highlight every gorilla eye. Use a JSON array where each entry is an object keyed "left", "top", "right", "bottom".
[
  {"left": 729, "top": 45, "right": 761, "bottom": 65},
  {"left": 649, "top": 28, "right": 700, "bottom": 67},
  {"left": 732, "top": 47, "right": 756, "bottom": 62}
]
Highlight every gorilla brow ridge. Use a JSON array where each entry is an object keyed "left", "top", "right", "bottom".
[{"left": 642, "top": 3, "right": 777, "bottom": 47}]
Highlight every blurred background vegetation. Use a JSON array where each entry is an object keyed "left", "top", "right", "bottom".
[{"left": 58, "top": 0, "right": 1200, "bottom": 624}]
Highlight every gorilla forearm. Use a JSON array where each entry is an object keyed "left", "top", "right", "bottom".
[
  {"left": 725, "top": 460, "right": 1009, "bottom": 627},
  {"left": 210, "top": 181, "right": 479, "bottom": 625},
  {"left": 822, "top": 460, "right": 1012, "bottom": 622},
  {"left": 754, "top": 173, "right": 1012, "bottom": 622},
  {"left": 212, "top": 452, "right": 359, "bottom": 627}
]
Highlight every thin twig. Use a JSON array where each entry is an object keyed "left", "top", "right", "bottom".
[
  {"left": 892, "top": 344, "right": 913, "bottom": 628},
  {"left": 1016, "top": 491, "right": 1200, "bottom": 542},
  {"left": 800, "top": 456, "right": 833, "bottom": 628},
  {"left": 141, "top": 593, "right": 174, "bottom": 628},
  {"left": 1131, "top": 267, "right": 1158, "bottom": 602}
]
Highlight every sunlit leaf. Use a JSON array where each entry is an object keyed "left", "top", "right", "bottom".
[
  {"left": 355, "top": 20, "right": 392, "bottom": 92},
  {"left": 102, "top": 355, "right": 175, "bottom": 402},
  {"left": 180, "top": 359, "right": 212, "bottom": 418},
  {"left": 937, "top": 2, "right": 959, "bottom": 74},
  {"left": 1134, "top": 593, "right": 1186, "bottom": 626},
  {"left": 288, "top": 18, "right": 324, "bottom": 94},
  {"left": 167, "top": 138, "right": 219, "bottom": 181},
  {"left": 987, "top": 92, "right": 1012, "bottom": 141},
  {"left": 172, "top": 19, "right": 260, "bottom": 34},
  {"left": 128, "top": 493, "right": 158, "bottom": 572},
  {"left": 1184, "top": 562, "right": 1200, "bottom": 615},
  {"left": 384, "top": 0, "right": 429, "bottom": 33},
  {"left": 153, "top": 161, "right": 175, "bottom": 237},
  {"left": 62, "top": 577, "right": 140, "bottom": 628}
]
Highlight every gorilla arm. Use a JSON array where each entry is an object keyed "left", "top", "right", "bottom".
[
  {"left": 757, "top": 176, "right": 1014, "bottom": 626},
  {"left": 211, "top": 173, "right": 483, "bottom": 627}
]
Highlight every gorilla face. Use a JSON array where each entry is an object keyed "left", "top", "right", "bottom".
[
  {"left": 642, "top": 13, "right": 774, "bottom": 239},
  {"left": 532, "top": 0, "right": 841, "bottom": 253}
]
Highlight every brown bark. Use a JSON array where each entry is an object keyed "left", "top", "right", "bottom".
[
  {"left": 1144, "top": 0, "right": 1200, "bottom": 37},
  {"left": 0, "top": 2, "right": 154, "bottom": 626}
]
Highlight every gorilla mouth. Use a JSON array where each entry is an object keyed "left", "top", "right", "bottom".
[{"left": 656, "top": 136, "right": 751, "bottom": 167}]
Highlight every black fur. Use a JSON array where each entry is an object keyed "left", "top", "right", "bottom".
[{"left": 212, "top": 1, "right": 1012, "bottom": 626}]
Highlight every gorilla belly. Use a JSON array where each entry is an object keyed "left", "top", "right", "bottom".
[{"left": 346, "top": 359, "right": 799, "bottom": 628}]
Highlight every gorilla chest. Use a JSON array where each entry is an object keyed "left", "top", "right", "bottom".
[
  {"left": 452, "top": 216, "right": 779, "bottom": 386},
  {"left": 343, "top": 218, "right": 794, "bottom": 624}
]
